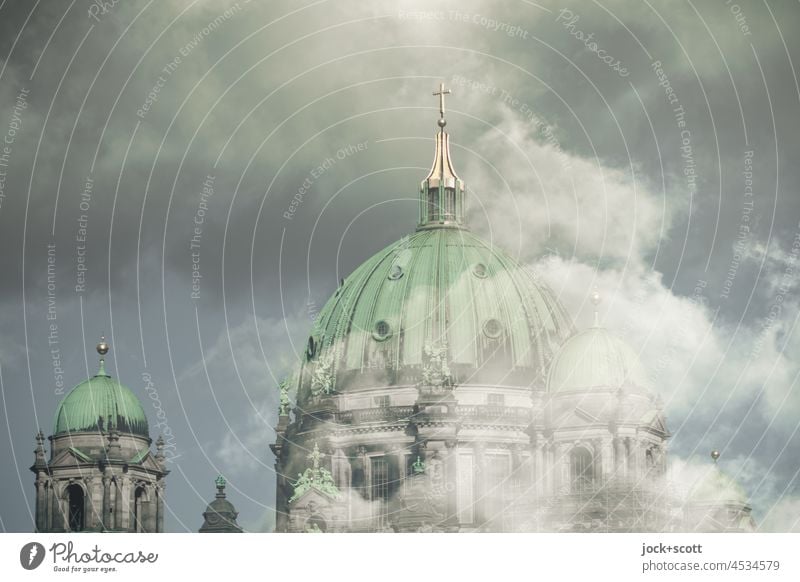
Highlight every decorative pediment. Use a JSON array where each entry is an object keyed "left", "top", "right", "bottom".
[
  {"left": 289, "top": 443, "right": 341, "bottom": 503},
  {"left": 639, "top": 410, "right": 669, "bottom": 436},
  {"left": 49, "top": 446, "right": 95, "bottom": 468}
]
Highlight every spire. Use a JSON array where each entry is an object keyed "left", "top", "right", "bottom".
[
  {"left": 34, "top": 431, "right": 47, "bottom": 468},
  {"left": 590, "top": 287, "right": 601, "bottom": 328},
  {"left": 418, "top": 83, "right": 466, "bottom": 230},
  {"left": 96, "top": 335, "right": 110, "bottom": 376}
]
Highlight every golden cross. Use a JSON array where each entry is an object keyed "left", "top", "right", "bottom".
[{"left": 433, "top": 82, "right": 451, "bottom": 120}]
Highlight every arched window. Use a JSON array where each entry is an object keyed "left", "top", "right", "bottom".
[
  {"left": 570, "top": 447, "right": 595, "bottom": 493},
  {"left": 133, "top": 486, "right": 147, "bottom": 532},
  {"left": 305, "top": 514, "right": 327, "bottom": 533},
  {"left": 66, "top": 484, "right": 84, "bottom": 532}
]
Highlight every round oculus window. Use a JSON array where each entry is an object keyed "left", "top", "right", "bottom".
[
  {"left": 472, "top": 263, "right": 488, "bottom": 278},
  {"left": 388, "top": 264, "right": 404, "bottom": 280},
  {"left": 483, "top": 318, "right": 503, "bottom": 339},
  {"left": 373, "top": 320, "right": 391, "bottom": 341}
]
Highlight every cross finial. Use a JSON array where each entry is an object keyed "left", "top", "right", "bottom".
[
  {"left": 308, "top": 442, "right": 324, "bottom": 470},
  {"left": 433, "top": 82, "right": 451, "bottom": 127}
]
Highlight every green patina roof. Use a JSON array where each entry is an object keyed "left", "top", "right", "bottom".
[
  {"left": 689, "top": 465, "right": 749, "bottom": 506},
  {"left": 302, "top": 227, "right": 574, "bottom": 390},
  {"left": 548, "top": 326, "right": 650, "bottom": 392},
  {"left": 53, "top": 362, "right": 149, "bottom": 437}
]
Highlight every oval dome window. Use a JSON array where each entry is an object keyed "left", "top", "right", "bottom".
[
  {"left": 483, "top": 318, "right": 503, "bottom": 339},
  {"left": 473, "top": 263, "right": 488, "bottom": 278},
  {"left": 373, "top": 320, "right": 392, "bottom": 341},
  {"left": 388, "top": 264, "right": 404, "bottom": 280}
]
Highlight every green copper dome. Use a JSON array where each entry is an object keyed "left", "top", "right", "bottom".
[
  {"left": 548, "top": 326, "right": 650, "bottom": 392},
  {"left": 689, "top": 465, "right": 749, "bottom": 506},
  {"left": 53, "top": 362, "right": 149, "bottom": 437},
  {"left": 302, "top": 227, "right": 573, "bottom": 391},
  {"left": 296, "top": 93, "right": 574, "bottom": 395}
]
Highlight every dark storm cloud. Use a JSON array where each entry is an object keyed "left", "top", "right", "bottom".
[{"left": 1, "top": 0, "right": 799, "bottom": 531}]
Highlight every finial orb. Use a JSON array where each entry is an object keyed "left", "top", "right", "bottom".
[
  {"left": 710, "top": 450, "right": 720, "bottom": 462},
  {"left": 438, "top": 118, "right": 446, "bottom": 128},
  {"left": 96, "top": 336, "right": 109, "bottom": 356},
  {"left": 590, "top": 288, "right": 601, "bottom": 306}
]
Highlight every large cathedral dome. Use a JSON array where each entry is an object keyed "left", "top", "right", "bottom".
[
  {"left": 298, "top": 92, "right": 572, "bottom": 395},
  {"left": 305, "top": 228, "right": 572, "bottom": 390}
]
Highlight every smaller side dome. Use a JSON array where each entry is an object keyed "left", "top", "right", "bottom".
[
  {"left": 53, "top": 360, "right": 149, "bottom": 437},
  {"left": 689, "top": 464, "right": 749, "bottom": 506},
  {"left": 199, "top": 476, "right": 243, "bottom": 533},
  {"left": 547, "top": 327, "right": 650, "bottom": 392}
]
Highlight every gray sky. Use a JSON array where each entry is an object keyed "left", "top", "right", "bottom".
[{"left": 1, "top": 0, "right": 799, "bottom": 532}]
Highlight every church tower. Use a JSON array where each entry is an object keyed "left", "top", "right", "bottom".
[
  {"left": 199, "top": 476, "right": 243, "bottom": 533},
  {"left": 540, "top": 291, "right": 671, "bottom": 531},
  {"left": 30, "top": 338, "right": 168, "bottom": 532}
]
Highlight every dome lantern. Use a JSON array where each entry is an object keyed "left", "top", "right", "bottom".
[{"left": 418, "top": 83, "right": 466, "bottom": 230}]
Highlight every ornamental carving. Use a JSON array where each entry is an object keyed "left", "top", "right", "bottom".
[
  {"left": 421, "top": 342, "right": 452, "bottom": 389},
  {"left": 310, "top": 352, "right": 334, "bottom": 397}
]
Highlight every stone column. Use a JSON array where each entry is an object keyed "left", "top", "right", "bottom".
[
  {"left": 474, "top": 443, "right": 486, "bottom": 526},
  {"left": 113, "top": 477, "right": 123, "bottom": 530},
  {"left": 34, "top": 476, "right": 46, "bottom": 531},
  {"left": 625, "top": 438, "right": 637, "bottom": 481},
  {"left": 592, "top": 438, "right": 603, "bottom": 484},
  {"left": 613, "top": 437, "right": 625, "bottom": 479},
  {"left": 51, "top": 483, "right": 64, "bottom": 532},
  {"left": 102, "top": 476, "right": 111, "bottom": 530},
  {"left": 601, "top": 439, "right": 615, "bottom": 481},
  {"left": 156, "top": 483, "right": 165, "bottom": 532},
  {"left": 390, "top": 447, "right": 406, "bottom": 497},
  {"left": 145, "top": 485, "right": 157, "bottom": 532},
  {"left": 444, "top": 440, "right": 458, "bottom": 528},
  {"left": 45, "top": 482, "right": 54, "bottom": 531},
  {"left": 91, "top": 476, "right": 104, "bottom": 530},
  {"left": 558, "top": 443, "right": 570, "bottom": 494}
]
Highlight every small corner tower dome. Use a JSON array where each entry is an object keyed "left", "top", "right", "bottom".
[
  {"left": 53, "top": 338, "right": 149, "bottom": 438},
  {"left": 689, "top": 452, "right": 749, "bottom": 506},
  {"left": 547, "top": 293, "right": 650, "bottom": 393}
]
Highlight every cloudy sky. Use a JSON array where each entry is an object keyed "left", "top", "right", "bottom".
[{"left": 1, "top": 0, "right": 799, "bottom": 532}]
